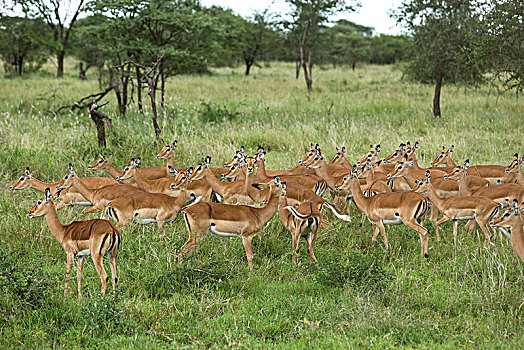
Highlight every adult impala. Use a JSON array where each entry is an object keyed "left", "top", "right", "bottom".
[
  {"left": 178, "top": 177, "right": 284, "bottom": 268},
  {"left": 28, "top": 188, "right": 120, "bottom": 296},
  {"left": 490, "top": 200, "right": 524, "bottom": 264}
]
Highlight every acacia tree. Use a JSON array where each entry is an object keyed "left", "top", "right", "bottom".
[
  {"left": 476, "top": 0, "right": 524, "bottom": 94},
  {"left": 14, "top": 0, "right": 91, "bottom": 78},
  {"left": 394, "top": 0, "right": 485, "bottom": 117},
  {"left": 284, "top": 0, "right": 358, "bottom": 91}
]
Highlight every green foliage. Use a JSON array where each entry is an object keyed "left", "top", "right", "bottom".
[{"left": 198, "top": 100, "right": 241, "bottom": 124}]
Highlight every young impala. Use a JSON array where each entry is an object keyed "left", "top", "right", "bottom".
[{"left": 28, "top": 188, "right": 120, "bottom": 296}]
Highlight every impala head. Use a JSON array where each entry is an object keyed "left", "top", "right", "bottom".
[
  {"left": 386, "top": 155, "right": 415, "bottom": 180},
  {"left": 156, "top": 139, "right": 177, "bottom": 160},
  {"left": 303, "top": 145, "right": 325, "bottom": 169},
  {"left": 117, "top": 158, "right": 140, "bottom": 182},
  {"left": 491, "top": 200, "right": 522, "bottom": 228},
  {"left": 504, "top": 153, "right": 522, "bottom": 173},
  {"left": 10, "top": 167, "right": 33, "bottom": 190},
  {"left": 57, "top": 163, "right": 77, "bottom": 190},
  {"left": 27, "top": 188, "right": 53, "bottom": 218},
  {"left": 431, "top": 145, "right": 454, "bottom": 167},
  {"left": 245, "top": 156, "right": 257, "bottom": 175},
  {"left": 299, "top": 143, "right": 320, "bottom": 165},
  {"left": 88, "top": 154, "right": 109, "bottom": 172},
  {"left": 224, "top": 147, "right": 245, "bottom": 168},
  {"left": 251, "top": 176, "right": 282, "bottom": 191},
  {"left": 222, "top": 163, "right": 242, "bottom": 180},
  {"left": 280, "top": 182, "right": 287, "bottom": 197},
  {"left": 335, "top": 165, "right": 358, "bottom": 191},
  {"left": 444, "top": 159, "right": 469, "bottom": 181},
  {"left": 357, "top": 144, "right": 380, "bottom": 165},
  {"left": 330, "top": 146, "right": 346, "bottom": 163},
  {"left": 170, "top": 167, "right": 192, "bottom": 190},
  {"left": 413, "top": 171, "right": 431, "bottom": 193},
  {"left": 188, "top": 156, "right": 211, "bottom": 182}
]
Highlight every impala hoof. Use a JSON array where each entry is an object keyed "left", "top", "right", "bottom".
[{"left": 424, "top": 253, "right": 429, "bottom": 259}]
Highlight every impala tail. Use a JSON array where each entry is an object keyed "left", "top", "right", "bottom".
[
  {"left": 322, "top": 202, "right": 351, "bottom": 222},
  {"left": 107, "top": 206, "right": 119, "bottom": 223},
  {"left": 414, "top": 200, "right": 428, "bottom": 225},
  {"left": 283, "top": 205, "right": 312, "bottom": 220}
]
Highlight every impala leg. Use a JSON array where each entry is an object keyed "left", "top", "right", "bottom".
[
  {"left": 93, "top": 254, "right": 108, "bottom": 295},
  {"left": 307, "top": 223, "right": 318, "bottom": 262},
  {"left": 178, "top": 216, "right": 206, "bottom": 263},
  {"left": 64, "top": 253, "right": 73, "bottom": 296},
  {"left": 375, "top": 221, "right": 389, "bottom": 250},
  {"left": 371, "top": 225, "right": 379, "bottom": 246},
  {"left": 76, "top": 256, "right": 85, "bottom": 297},
  {"left": 292, "top": 228, "right": 300, "bottom": 264},
  {"left": 403, "top": 220, "right": 429, "bottom": 259},
  {"left": 84, "top": 206, "right": 100, "bottom": 214},
  {"left": 434, "top": 216, "right": 451, "bottom": 243},
  {"left": 109, "top": 251, "right": 118, "bottom": 292},
  {"left": 476, "top": 220, "right": 492, "bottom": 245},
  {"left": 452, "top": 220, "right": 458, "bottom": 247},
  {"left": 360, "top": 213, "right": 366, "bottom": 235},
  {"left": 242, "top": 235, "right": 254, "bottom": 269},
  {"left": 429, "top": 204, "right": 439, "bottom": 223},
  {"left": 465, "top": 220, "right": 476, "bottom": 238},
  {"left": 345, "top": 196, "right": 353, "bottom": 218}
]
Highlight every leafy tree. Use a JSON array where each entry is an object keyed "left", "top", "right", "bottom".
[
  {"left": 0, "top": 16, "right": 50, "bottom": 75},
  {"left": 13, "top": 0, "right": 92, "bottom": 78},
  {"left": 475, "top": 0, "right": 524, "bottom": 93},
  {"left": 394, "top": 0, "right": 485, "bottom": 117},
  {"left": 284, "top": 0, "right": 359, "bottom": 91},
  {"left": 368, "top": 35, "right": 409, "bottom": 65}
]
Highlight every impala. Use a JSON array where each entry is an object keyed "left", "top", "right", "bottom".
[
  {"left": 490, "top": 200, "right": 524, "bottom": 263},
  {"left": 357, "top": 143, "right": 397, "bottom": 173},
  {"left": 500, "top": 154, "right": 523, "bottom": 184},
  {"left": 178, "top": 177, "right": 284, "bottom": 268},
  {"left": 57, "top": 164, "right": 146, "bottom": 213},
  {"left": 335, "top": 165, "right": 429, "bottom": 259},
  {"left": 414, "top": 171, "right": 500, "bottom": 245},
  {"left": 430, "top": 145, "right": 457, "bottom": 172},
  {"left": 11, "top": 167, "right": 117, "bottom": 208},
  {"left": 117, "top": 158, "right": 212, "bottom": 201},
  {"left": 107, "top": 168, "right": 197, "bottom": 234},
  {"left": 279, "top": 183, "right": 321, "bottom": 263},
  {"left": 28, "top": 188, "right": 120, "bottom": 296},
  {"left": 329, "top": 146, "right": 352, "bottom": 169}
]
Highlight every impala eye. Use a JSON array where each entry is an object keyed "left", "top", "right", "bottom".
[
  {"left": 344, "top": 177, "right": 348, "bottom": 181},
  {"left": 37, "top": 200, "right": 42, "bottom": 205},
  {"left": 64, "top": 175, "right": 68, "bottom": 180},
  {"left": 98, "top": 160, "right": 103, "bottom": 164},
  {"left": 439, "top": 155, "right": 443, "bottom": 158},
  {"left": 504, "top": 213, "right": 510, "bottom": 218},
  {"left": 19, "top": 177, "right": 24, "bottom": 181}
]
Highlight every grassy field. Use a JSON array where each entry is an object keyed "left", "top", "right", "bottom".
[{"left": 1, "top": 60, "right": 523, "bottom": 348}]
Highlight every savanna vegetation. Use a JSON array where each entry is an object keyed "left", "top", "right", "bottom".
[{"left": 1, "top": 58, "right": 523, "bottom": 348}]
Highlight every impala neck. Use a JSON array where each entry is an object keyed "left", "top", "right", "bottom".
[
  {"left": 401, "top": 170, "right": 419, "bottom": 189},
  {"left": 29, "top": 177, "right": 61, "bottom": 196},
  {"left": 164, "top": 152, "right": 176, "bottom": 169},
  {"left": 255, "top": 186, "right": 281, "bottom": 226},
  {"left": 422, "top": 183, "right": 445, "bottom": 210},
  {"left": 131, "top": 168, "right": 156, "bottom": 191},
  {"left": 457, "top": 172, "right": 473, "bottom": 196},
  {"left": 203, "top": 168, "right": 227, "bottom": 197},
  {"left": 349, "top": 176, "right": 371, "bottom": 214},
  {"left": 256, "top": 158, "right": 270, "bottom": 180},
  {"left": 443, "top": 156, "right": 457, "bottom": 168},
  {"left": 44, "top": 201, "right": 66, "bottom": 245},
  {"left": 511, "top": 221, "right": 524, "bottom": 263},
  {"left": 72, "top": 176, "right": 96, "bottom": 203},
  {"left": 245, "top": 171, "right": 269, "bottom": 202},
  {"left": 103, "top": 161, "right": 123, "bottom": 179}
]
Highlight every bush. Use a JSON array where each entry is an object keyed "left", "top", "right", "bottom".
[{"left": 198, "top": 100, "right": 242, "bottom": 124}]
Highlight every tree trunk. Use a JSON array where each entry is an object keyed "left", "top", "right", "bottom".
[
  {"left": 111, "top": 68, "right": 126, "bottom": 117},
  {"left": 160, "top": 72, "right": 165, "bottom": 109},
  {"left": 136, "top": 66, "right": 143, "bottom": 113},
  {"left": 295, "top": 59, "right": 301, "bottom": 79},
  {"left": 57, "top": 50, "right": 65, "bottom": 78},
  {"left": 245, "top": 60, "right": 253, "bottom": 76},
  {"left": 90, "top": 104, "right": 106, "bottom": 148},
  {"left": 433, "top": 73, "right": 443, "bottom": 118},
  {"left": 17, "top": 57, "right": 23, "bottom": 76},
  {"left": 302, "top": 49, "right": 313, "bottom": 92},
  {"left": 98, "top": 65, "right": 103, "bottom": 89},
  {"left": 148, "top": 83, "right": 161, "bottom": 139},
  {"left": 79, "top": 62, "right": 87, "bottom": 80},
  {"left": 352, "top": 62, "right": 356, "bottom": 72}
]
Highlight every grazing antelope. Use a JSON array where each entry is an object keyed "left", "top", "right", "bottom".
[
  {"left": 335, "top": 165, "right": 429, "bottom": 259},
  {"left": 11, "top": 167, "right": 117, "bottom": 209},
  {"left": 414, "top": 171, "right": 500, "bottom": 245},
  {"left": 490, "top": 200, "right": 524, "bottom": 263},
  {"left": 178, "top": 177, "right": 284, "bottom": 268},
  {"left": 107, "top": 168, "right": 197, "bottom": 234},
  {"left": 279, "top": 183, "right": 321, "bottom": 263},
  {"left": 57, "top": 164, "right": 145, "bottom": 213},
  {"left": 117, "top": 158, "right": 212, "bottom": 201},
  {"left": 27, "top": 188, "right": 120, "bottom": 296}
]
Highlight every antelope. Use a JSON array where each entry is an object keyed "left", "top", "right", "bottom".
[
  {"left": 329, "top": 146, "right": 352, "bottom": 169},
  {"left": 414, "top": 171, "right": 500, "bottom": 245},
  {"left": 107, "top": 168, "right": 197, "bottom": 234},
  {"left": 500, "top": 154, "right": 523, "bottom": 184},
  {"left": 430, "top": 145, "right": 457, "bottom": 172},
  {"left": 117, "top": 158, "right": 212, "bottom": 201},
  {"left": 27, "top": 188, "right": 120, "bottom": 296},
  {"left": 188, "top": 156, "right": 256, "bottom": 205},
  {"left": 358, "top": 159, "right": 411, "bottom": 192},
  {"left": 57, "top": 164, "right": 146, "bottom": 213},
  {"left": 11, "top": 167, "right": 117, "bottom": 208},
  {"left": 335, "top": 165, "right": 429, "bottom": 259},
  {"left": 279, "top": 183, "right": 321, "bottom": 263},
  {"left": 447, "top": 160, "right": 524, "bottom": 208},
  {"left": 490, "top": 200, "right": 524, "bottom": 263},
  {"left": 178, "top": 177, "right": 284, "bottom": 268},
  {"left": 255, "top": 147, "right": 327, "bottom": 195},
  {"left": 383, "top": 142, "right": 409, "bottom": 164}
]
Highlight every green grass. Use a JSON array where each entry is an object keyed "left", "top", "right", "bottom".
[{"left": 1, "top": 59, "right": 523, "bottom": 348}]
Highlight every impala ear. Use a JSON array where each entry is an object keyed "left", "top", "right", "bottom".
[
  {"left": 350, "top": 164, "right": 357, "bottom": 177},
  {"left": 520, "top": 156, "right": 524, "bottom": 164},
  {"left": 375, "top": 144, "right": 380, "bottom": 153},
  {"left": 239, "top": 146, "right": 244, "bottom": 154},
  {"left": 464, "top": 159, "right": 470, "bottom": 169},
  {"left": 172, "top": 140, "right": 178, "bottom": 148},
  {"left": 341, "top": 146, "right": 345, "bottom": 154},
  {"left": 44, "top": 188, "right": 51, "bottom": 203},
  {"left": 415, "top": 180, "right": 421, "bottom": 186},
  {"left": 282, "top": 182, "right": 287, "bottom": 191},
  {"left": 204, "top": 156, "right": 211, "bottom": 167},
  {"left": 413, "top": 141, "right": 419, "bottom": 151},
  {"left": 512, "top": 199, "right": 519, "bottom": 215},
  {"left": 25, "top": 167, "right": 31, "bottom": 176},
  {"left": 449, "top": 145, "right": 454, "bottom": 152},
  {"left": 68, "top": 163, "right": 74, "bottom": 172},
  {"left": 187, "top": 167, "right": 193, "bottom": 175},
  {"left": 162, "top": 139, "right": 167, "bottom": 146},
  {"left": 274, "top": 176, "right": 281, "bottom": 186},
  {"left": 168, "top": 165, "right": 177, "bottom": 175},
  {"left": 425, "top": 171, "right": 430, "bottom": 182}
]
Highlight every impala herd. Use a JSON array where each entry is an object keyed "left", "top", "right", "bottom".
[{"left": 10, "top": 140, "right": 524, "bottom": 297}]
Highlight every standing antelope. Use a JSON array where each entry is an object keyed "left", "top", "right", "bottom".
[
  {"left": 414, "top": 172, "right": 500, "bottom": 245},
  {"left": 107, "top": 168, "right": 197, "bottom": 234},
  {"left": 57, "top": 164, "right": 145, "bottom": 213},
  {"left": 27, "top": 188, "right": 120, "bottom": 296},
  {"left": 335, "top": 165, "right": 429, "bottom": 259},
  {"left": 178, "top": 177, "right": 284, "bottom": 268},
  {"left": 279, "top": 183, "right": 321, "bottom": 263},
  {"left": 491, "top": 200, "right": 524, "bottom": 264},
  {"left": 329, "top": 146, "right": 352, "bottom": 169}
]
